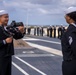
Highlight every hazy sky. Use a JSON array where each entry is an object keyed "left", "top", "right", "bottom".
[{"left": 0, "top": 0, "right": 76, "bottom": 25}]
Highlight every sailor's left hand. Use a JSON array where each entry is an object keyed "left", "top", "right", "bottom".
[{"left": 18, "top": 26, "right": 25, "bottom": 33}]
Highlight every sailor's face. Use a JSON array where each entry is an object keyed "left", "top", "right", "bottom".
[
  {"left": 65, "top": 15, "right": 71, "bottom": 24},
  {"left": 0, "top": 14, "right": 9, "bottom": 26}
]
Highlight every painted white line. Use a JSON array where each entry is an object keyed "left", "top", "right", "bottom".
[
  {"left": 26, "top": 42, "right": 62, "bottom": 56},
  {"left": 22, "top": 51, "right": 34, "bottom": 54},
  {"left": 23, "top": 38, "right": 61, "bottom": 44},
  {"left": 15, "top": 54, "right": 55, "bottom": 57},
  {"left": 12, "top": 62, "right": 29, "bottom": 75},
  {"left": 15, "top": 56, "right": 47, "bottom": 75},
  {"left": 23, "top": 38, "right": 39, "bottom": 41}
]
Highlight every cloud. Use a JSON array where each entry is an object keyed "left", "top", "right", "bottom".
[
  {"left": 37, "top": 8, "right": 49, "bottom": 14},
  {"left": 0, "top": 0, "right": 76, "bottom": 25},
  {"left": 61, "top": 0, "right": 76, "bottom": 6},
  {"left": 1, "top": 0, "right": 76, "bottom": 14},
  {"left": 0, "top": 0, "right": 69, "bottom": 15},
  {"left": 2, "top": 0, "right": 76, "bottom": 14}
]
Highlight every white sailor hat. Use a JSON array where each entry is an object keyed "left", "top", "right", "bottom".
[
  {"left": 0, "top": 10, "right": 8, "bottom": 16},
  {"left": 65, "top": 6, "right": 76, "bottom": 14}
]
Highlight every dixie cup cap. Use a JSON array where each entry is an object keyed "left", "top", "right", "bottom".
[
  {"left": 65, "top": 7, "right": 76, "bottom": 14},
  {"left": 0, "top": 10, "right": 8, "bottom": 16}
]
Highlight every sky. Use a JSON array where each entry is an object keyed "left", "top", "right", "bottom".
[{"left": 0, "top": 0, "right": 76, "bottom": 26}]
